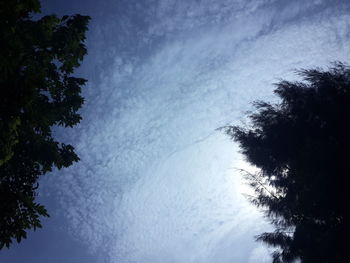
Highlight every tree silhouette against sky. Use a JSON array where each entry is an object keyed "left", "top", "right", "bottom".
[
  {"left": 0, "top": 0, "right": 90, "bottom": 249},
  {"left": 226, "top": 62, "right": 348, "bottom": 263}
]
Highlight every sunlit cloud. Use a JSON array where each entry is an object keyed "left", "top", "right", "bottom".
[{"left": 41, "top": 0, "right": 350, "bottom": 262}]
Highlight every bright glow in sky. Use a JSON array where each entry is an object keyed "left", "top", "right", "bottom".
[{"left": 1, "top": 1, "right": 350, "bottom": 263}]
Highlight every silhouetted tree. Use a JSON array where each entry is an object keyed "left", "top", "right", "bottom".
[
  {"left": 0, "top": 0, "right": 90, "bottom": 248},
  {"left": 225, "top": 63, "right": 348, "bottom": 263}
]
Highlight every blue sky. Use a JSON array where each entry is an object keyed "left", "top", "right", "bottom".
[{"left": 1, "top": 0, "right": 350, "bottom": 262}]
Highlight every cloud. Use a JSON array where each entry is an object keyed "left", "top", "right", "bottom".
[
  {"left": 248, "top": 245, "right": 272, "bottom": 263},
  {"left": 41, "top": 0, "right": 350, "bottom": 262}
]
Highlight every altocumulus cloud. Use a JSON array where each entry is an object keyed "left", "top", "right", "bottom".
[{"left": 41, "top": 0, "right": 350, "bottom": 262}]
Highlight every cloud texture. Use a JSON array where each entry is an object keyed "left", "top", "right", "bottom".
[{"left": 40, "top": 0, "right": 350, "bottom": 262}]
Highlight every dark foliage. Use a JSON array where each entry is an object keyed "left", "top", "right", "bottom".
[
  {"left": 0, "top": 0, "right": 90, "bottom": 248},
  {"left": 225, "top": 63, "right": 348, "bottom": 263}
]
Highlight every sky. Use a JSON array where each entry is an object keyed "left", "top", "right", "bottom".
[{"left": 1, "top": 0, "right": 350, "bottom": 262}]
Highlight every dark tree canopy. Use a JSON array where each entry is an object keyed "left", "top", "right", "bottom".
[
  {"left": 0, "top": 0, "right": 90, "bottom": 248},
  {"left": 226, "top": 63, "right": 348, "bottom": 263}
]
